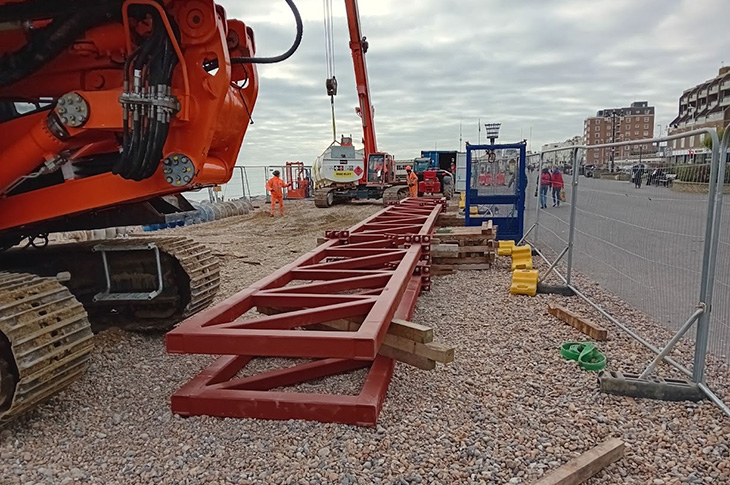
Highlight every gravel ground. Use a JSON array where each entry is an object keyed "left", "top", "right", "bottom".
[{"left": 1, "top": 199, "right": 729, "bottom": 484}]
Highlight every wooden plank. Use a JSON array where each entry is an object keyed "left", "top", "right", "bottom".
[
  {"left": 448, "top": 263, "right": 491, "bottom": 270},
  {"left": 533, "top": 438, "right": 624, "bottom": 485},
  {"left": 309, "top": 323, "right": 440, "bottom": 371},
  {"left": 384, "top": 335, "right": 454, "bottom": 363},
  {"left": 378, "top": 345, "right": 436, "bottom": 370},
  {"left": 256, "top": 307, "right": 454, "bottom": 369},
  {"left": 433, "top": 244, "right": 495, "bottom": 254},
  {"left": 432, "top": 256, "right": 494, "bottom": 265},
  {"left": 435, "top": 222, "right": 465, "bottom": 229},
  {"left": 437, "top": 214, "right": 465, "bottom": 223},
  {"left": 434, "top": 237, "right": 495, "bottom": 246},
  {"left": 548, "top": 304, "right": 608, "bottom": 341},
  {"left": 437, "top": 227, "right": 482, "bottom": 235},
  {"left": 430, "top": 265, "right": 455, "bottom": 276},
  {"left": 435, "top": 227, "right": 495, "bottom": 236},
  {"left": 432, "top": 263, "right": 491, "bottom": 272},
  {"left": 313, "top": 321, "right": 452, "bottom": 363},
  {"left": 432, "top": 244, "right": 460, "bottom": 254},
  {"left": 389, "top": 318, "right": 434, "bottom": 343},
  {"left": 435, "top": 240, "right": 491, "bottom": 248},
  {"left": 257, "top": 307, "right": 434, "bottom": 343}
]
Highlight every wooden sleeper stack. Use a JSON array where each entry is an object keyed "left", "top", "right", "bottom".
[{"left": 431, "top": 221, "right": 497, "bottom": 275}]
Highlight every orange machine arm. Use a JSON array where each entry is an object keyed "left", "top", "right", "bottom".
[{"left": 0, "top": 1, "right": 259, "bottom": 234}]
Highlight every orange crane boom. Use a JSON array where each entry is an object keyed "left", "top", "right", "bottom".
[
  {"left": 313, "top": 0, "right": 406, "bottom": 207},
  {"left": 344, "top": 0, "right": 377, "bottom": 160}
]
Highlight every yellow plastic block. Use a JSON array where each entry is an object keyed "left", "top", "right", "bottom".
[
  {"left": 510, "top": 245, "right": 533, "bottom": 270},
  {"left": 469, "top": 206, "right": 478, "bottom": 215},
  {"left": 510, "top": 269, "right": 539, "bottom": 296},
  {"left": 497, "top": 240, "right": 515, "bottom": 256},
  {"left": 458, "top": 192, "right": 466, "bottom": 209}
]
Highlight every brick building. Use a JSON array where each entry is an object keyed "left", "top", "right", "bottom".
[
  {"left": 584, "top": 101, "right": 655, "bottom": 169},
  {"left": 668, "top": 66, "right": 730, "bottom": 165}
]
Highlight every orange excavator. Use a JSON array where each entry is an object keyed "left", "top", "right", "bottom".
[{"left": 0, "top": 0, "right": 302, "bottom": 423}]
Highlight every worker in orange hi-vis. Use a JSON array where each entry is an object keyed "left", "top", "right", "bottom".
[
  {"left": 266, "top": 170, "right": 290, "bottom": 216},
  {"left": 406, "top": 165, "right": 418, "bottom": 198}
]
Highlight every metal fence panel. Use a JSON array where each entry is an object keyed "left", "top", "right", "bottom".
[
  {"left": 182, "top": 165, "right": 315, "bottom": 203},
  {"left": 712, "top": 195, "right": 730, "bottom": 360},
  {"left": 525, "top": 128, "right": 729, "bottom": 404}
]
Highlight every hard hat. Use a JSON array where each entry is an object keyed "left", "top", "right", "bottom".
[{"left": 405, "top": 165, "right": 412, "bottom": 171}]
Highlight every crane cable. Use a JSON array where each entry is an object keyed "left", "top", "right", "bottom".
[{"left": 323, "top": 0, "right": 337, "bottom": 142}]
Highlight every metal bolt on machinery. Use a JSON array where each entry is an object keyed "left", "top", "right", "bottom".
[{"left": 166, "top": 197, "right": 445, "bottom": 426}]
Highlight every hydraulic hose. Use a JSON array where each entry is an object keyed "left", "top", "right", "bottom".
[
  {"left": 0, "top": 5, "right": 118, "bottom": 87},
  {"left": 116, "top": 5, "right": 179, "bottom": 182},
  {"left": 230, "top": 0, "right": 302, "bottom": 64},
  {"left": 0, "top": 0, "right": 120, "bottom": 23},
  {"left": 205, "top": 0, "right": 302, "bottom": 71}
]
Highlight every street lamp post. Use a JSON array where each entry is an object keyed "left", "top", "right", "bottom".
[
  {"left": 484, "top": 123, "right": 501, "bottom": 145},
  {"left": 608, "top": 110, "right": 620, "bottom": 173}
]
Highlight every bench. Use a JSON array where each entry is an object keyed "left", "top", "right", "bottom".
[{"left": 656, "top": 173, "right": 677, "bottom": 187}]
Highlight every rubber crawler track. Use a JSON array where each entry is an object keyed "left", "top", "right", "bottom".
[
  {"left": 0, "top": 272, "right": 94, "bottom": 425},
  {"left": 314, "top": 188, "right": 334, "bottom": 208},
  {"left": 382, "top": 185, "right": 409, "bottom": 205}
]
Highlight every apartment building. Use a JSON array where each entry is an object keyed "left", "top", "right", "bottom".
[
  {"left": 668, "top": 66, "right": 730, "bottom": 164},
  {"left": 584, "top": 101, "right": 655, "bottom": 169}
]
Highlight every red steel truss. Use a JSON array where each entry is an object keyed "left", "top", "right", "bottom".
[{"left": 166, "top": 197, "right": 445, "bottom": 425}]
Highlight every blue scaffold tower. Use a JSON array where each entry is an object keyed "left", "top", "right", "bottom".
[{"left": 464, "top": 141, "right": 527, "bottom": 241}]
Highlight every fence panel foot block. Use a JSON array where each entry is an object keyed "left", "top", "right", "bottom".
[{"left": 598, "top": 371, "right": 703, "bottom": 402}]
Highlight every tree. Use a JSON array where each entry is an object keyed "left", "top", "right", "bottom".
[{"left": 703, "top": 126, "right": 726, "bottom": 149}]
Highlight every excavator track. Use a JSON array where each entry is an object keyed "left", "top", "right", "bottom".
[
  {"left": 314, "top": 188, "right": 335, "bottom": 208},
  {"left": 0, "top": 272, "right": 94, "bottom": 425},
  {"left": 382, "top": 185, "right": 409, "bottom": 205},
  {"left": 0, "top": 237, "right": 220, "bottom": 332},
  {"left": 151, "top": 237, "right": 221, "bottom": 321}
]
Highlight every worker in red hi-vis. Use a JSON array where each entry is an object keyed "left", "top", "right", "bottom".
[
  {"left": 266, "top": 170, "right": 290, "bottom": 216},
  {"left": 406, "top": 165, "right": 418, "bottom": 198}
]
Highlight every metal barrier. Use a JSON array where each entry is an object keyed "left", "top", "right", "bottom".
[
  {"left": 524, "top": 125, "right": 730, "bottom": 416},
  {"left": 183, "top": 165, "right": 314, "bottom": 203}
]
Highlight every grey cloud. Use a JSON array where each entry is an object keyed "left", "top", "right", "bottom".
[{"left": 219, "top": 0, "right": 730, "bottom": 166}]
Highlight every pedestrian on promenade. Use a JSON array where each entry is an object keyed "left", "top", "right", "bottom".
[
  {"left": 634, "top": 166, "right": 643, "bottom": 188},
  {"left": 551, "top": 167, "right": 564, "bottom": 207},
  {"left": 539, "top": 168, "right": 551, "bottom": 209}
]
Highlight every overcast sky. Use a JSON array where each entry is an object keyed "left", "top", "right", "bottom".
[{"left": 218, "top": 0, "right": 729, "bottom": 165}]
